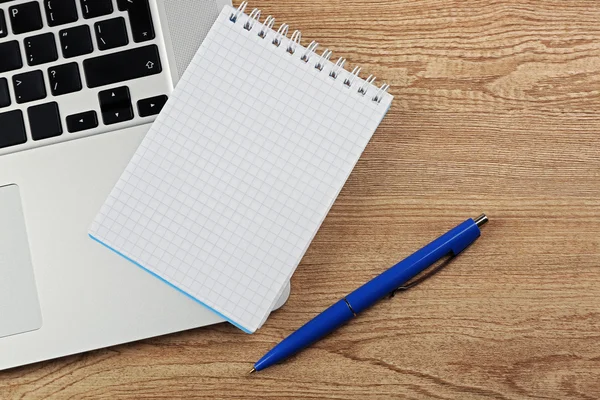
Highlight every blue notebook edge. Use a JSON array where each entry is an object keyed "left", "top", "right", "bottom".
[{"left": 88, "top": 234, "right": 254, "bottom": 334}]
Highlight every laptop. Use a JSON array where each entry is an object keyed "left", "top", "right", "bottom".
[{"left": 0, "top": 0, "right": 290, "bottom": 371}]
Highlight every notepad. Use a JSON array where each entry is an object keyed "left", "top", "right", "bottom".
[{"left": 89, "top": 2, "right": 393, "bottom": 333}]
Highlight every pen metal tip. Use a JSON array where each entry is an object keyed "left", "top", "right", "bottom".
[
  {"left": 248, "top": 367, "right": 256, "bottom": 375},
  {"left": 474, "top": 214, "right": 488, "bottom": 228}
]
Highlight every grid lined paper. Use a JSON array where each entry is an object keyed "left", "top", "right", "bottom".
[{"left": 89, "top": 5, "right": 393, "bottom": 333}]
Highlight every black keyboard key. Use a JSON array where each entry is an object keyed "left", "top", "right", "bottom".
[
  {"left": 0, "top": 10, "right": 7, "bottom": 38},
  {"left": 0, "top": 78, "right": 10, "bottom": 108},
  {"left": 67, "top": 110, "right": 97, "bottom": 132},
  {"left": 95, "top": 17, "right": 128, "bottom": 50},
  {"left": 83, "top": 45, "right": 162, "bottom": 88},
  {"left": 13, "top": 70, "right": 46, "bottom": 104},
  {"left": 48, "top": 62, "right": 82, "bottom": 96},
  {"left": 0, "top": 41, "right": 23, "bottom": 73},
  {"left": 99, "top": 86, "right": 133, "bottom": 125},
  {"left": 100, "top": 86, "right": 130, "bottom": 106},
  {"left": 80, "top": 0, "right": 113, "bottom": 19},
  {"left": 138, "top": 95, "right": 167, "bottom": 117},
  {"left": 9, "top": 2, "right": 43, "bottom": 34},
  {"left": 24, "top": 33, "right": 58, "bottom": 66},
  {"left": 0, "top": 110, "right": 27, "bottom": 149},
  {"left": 28, "top": 102, "right": 62, "bottom": 140},
  {"left": 59, "top": 25, "right": 93, "bottom": 58},
  {"left": 44, "top": 0, "right": 78, "bottom": 27},
  {"left": 101, "top": 105, "right": 133, "bottom": 125},
  {"left": 117, "top": 0, "right": 154, "bottom": 43}
]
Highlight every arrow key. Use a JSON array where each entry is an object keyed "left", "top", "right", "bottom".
[
  {"left": 67, "top": 110, "right": 98, "bottom": 133},
  {"left": 137, "top": 95, "right": 168, "bottom": 117},
  {"left": 99, "top": 86, "right": 133, "bottom": 125},
  {"left": 102, "top": 107, "right": 133, "bottom": 125},
  {"left": 99, "top": 85, "right": 129, "bottom": 109}
]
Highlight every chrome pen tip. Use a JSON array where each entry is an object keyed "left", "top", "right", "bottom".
[
  {"left": 248, "top": 367, "right": 256, "bottom": 375},
  {"left": 474, "top": 214, "right": 488, "bottom": 228}
]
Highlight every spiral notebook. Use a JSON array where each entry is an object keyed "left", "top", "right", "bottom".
[{"left": 89, "top": 2, "right": 393, "bottom": 333}]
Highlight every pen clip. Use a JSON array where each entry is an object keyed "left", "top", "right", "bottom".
[{"left": 389, "top": 252, "right": 454, "bottom": 298}]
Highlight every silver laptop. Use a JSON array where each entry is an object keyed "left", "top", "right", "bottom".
[{"left": 0, "top": 0, "right": 290, "bottom": 371}]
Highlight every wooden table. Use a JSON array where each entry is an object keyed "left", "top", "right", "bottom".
[{"left": 2, "top": 0, "right": 600, "bottom": 398}]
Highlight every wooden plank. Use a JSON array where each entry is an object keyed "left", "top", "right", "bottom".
[{"left": 2, "top": 0, "right": 600, "bottom": 398}]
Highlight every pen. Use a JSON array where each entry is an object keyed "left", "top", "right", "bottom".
[{"left": 249, "top": 214, "right": 489, "bottom": 373}]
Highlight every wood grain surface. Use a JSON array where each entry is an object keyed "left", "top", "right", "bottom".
[{"left": 2, "top": 0, "right": 600, "bottom": 398}]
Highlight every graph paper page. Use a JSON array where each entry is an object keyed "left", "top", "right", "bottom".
[{"left": 89, "top": 5, "right": 393, "bottom": 333}]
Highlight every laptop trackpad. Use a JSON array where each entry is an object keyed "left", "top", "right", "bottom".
[{"left": 0, "top": 185, "right": 42, "bottom": 338}]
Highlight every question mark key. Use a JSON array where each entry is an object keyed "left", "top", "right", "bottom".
[{"left": 48, "top": 62, "right": 82, "bottom": 97}]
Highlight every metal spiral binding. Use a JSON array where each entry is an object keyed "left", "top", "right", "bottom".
[
  {"left": 287, "top": 30, "right": 302, "bottom": 55},
  {"left": 315, "top": 49, "right": 332, "bottom": 71},
  {"left": 343, "top": 66, "right": 361, "bottom": 88},
  {"left": 358, "top": 75, "right": 376, "bottom": 95},
  {"left": 373, "top": 84, "right": 390, "bottom": 104},
  {"left": 272, "top": 23, "right": 288, "bottom": 47},
  {"left": 229, "top": 1, "right": 247, "bottom": 22},
  {"left": 230, "top": 1, "right": 390, "bottom": 104},
  {"left": 301, "top": 41, "right": 319, "bottom": 63},
  {"left": 258, "top": 16, "right": 275, "bottom": 38},
  {"left": 243, "top": 8, "right": 261, "bottom": 31},
  {"left": 329, "top": 57, "right": 346, "bottom": 79}
]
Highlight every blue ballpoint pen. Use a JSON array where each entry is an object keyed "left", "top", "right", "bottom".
[{"left": 249, "top": 214, "right": 489, "bottom": 373}]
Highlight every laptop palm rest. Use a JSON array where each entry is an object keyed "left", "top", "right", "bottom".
[{"left": 0, "top": 184, "right": 42, "bottom": 339}]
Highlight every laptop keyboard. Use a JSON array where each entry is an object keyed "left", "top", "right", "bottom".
[{"left": 0, "top": 0, "right": 170, "bottom": 155}]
